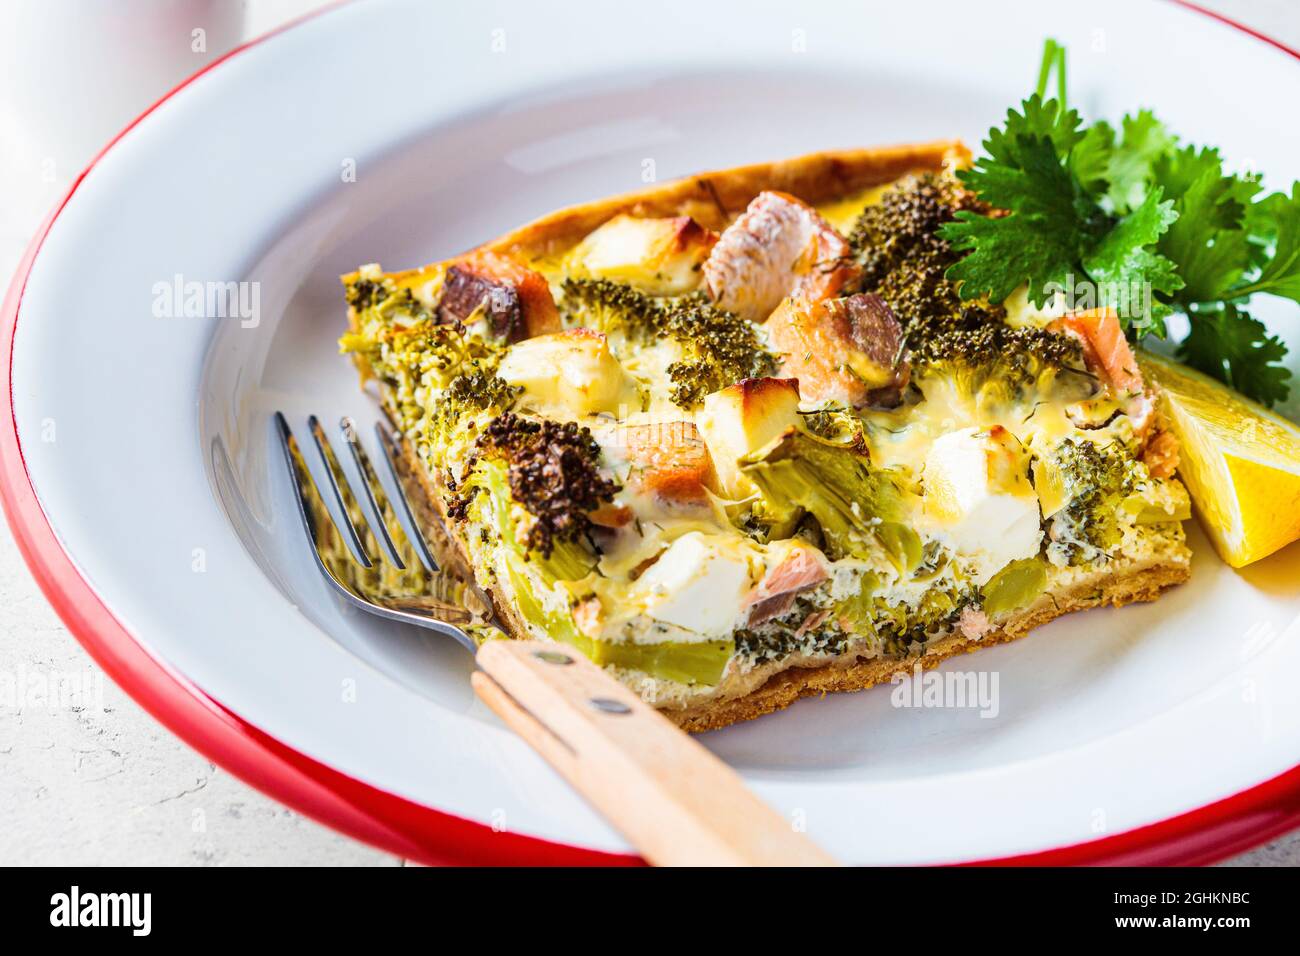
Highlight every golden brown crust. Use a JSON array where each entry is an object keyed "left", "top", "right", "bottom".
[{"left": 666, "top": 560, "right": 1190, "bottom": 734}]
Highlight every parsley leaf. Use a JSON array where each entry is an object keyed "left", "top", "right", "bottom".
[
  {"left": 1233, "top": 184, "right": 1300, "bottom": 302},
  {"left": 942, "top": 206, "right": 1080, "bottom": 307},
  {"left": 1154, "top": 146, "right": 1262, "bottom": 304},
  {"left": 1106, "top": 111, "right": 1178, "bottom": 213},
  {"left": 1177, "top": 304, "right": 1292, "bottom": 406},
  {"left": 1081, "top": 188, "right": 1182, "bottom": 337},
  {"left": 1071, "top": 120, "right": 1114, "bottom": 196},
  {"left": 941, "top": 94, "right": 1172, "bottom": 323},
  {"left": 942, "top": 102, "right": 1100, "bottom": 306},
  {"left": 941, "top": 39, "right": 1295, "bottom": 406}
]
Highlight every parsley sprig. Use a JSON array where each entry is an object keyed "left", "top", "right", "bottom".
[{"left": 939, "top": 39, "right": 1297, "bottom": 406}]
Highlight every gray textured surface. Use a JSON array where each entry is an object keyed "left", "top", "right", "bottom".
[{"left": 0, "top": 0, "right": 1296, "bottom": 866}]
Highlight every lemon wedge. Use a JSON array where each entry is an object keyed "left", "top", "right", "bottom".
[{"left": 1140, "top": 351, "right": 1300, "bottom": 567}]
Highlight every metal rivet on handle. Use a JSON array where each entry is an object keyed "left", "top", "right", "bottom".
[
  {"left": 589, "top": 697, "right": 631, "bottom": 715},
  {"left": 534, "top": 650, "right": 573, "bottom": 666}
]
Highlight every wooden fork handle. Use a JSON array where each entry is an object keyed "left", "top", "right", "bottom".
[{"left": 471, "top": 639, "right": 837, "bottom": 867}]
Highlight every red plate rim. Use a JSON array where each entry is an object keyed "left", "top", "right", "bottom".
[{"left": 3, "top": 0, "right": 1298, "bottom": 867}]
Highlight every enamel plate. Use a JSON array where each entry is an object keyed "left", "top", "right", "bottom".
[{"left": 5, "top": 0, "right": 1300, "bottom": 865}]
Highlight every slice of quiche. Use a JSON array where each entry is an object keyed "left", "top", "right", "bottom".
[{"left": 339, "top": 141, "right": 1192, "bottom": 732}]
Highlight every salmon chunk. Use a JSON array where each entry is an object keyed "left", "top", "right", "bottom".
[
  {"left": 767, "top": 293, "right": 909, "bottom": 406},
  {"left": 437, "top": 250, "right": 560, "bottom": 341},
  {"left": 610, "top": 421, "right": 717, "bottom": 506},
  {"left": 744, "top": 543, "right": 829, "bottom": 626},
  {"left": 1050, "top": 308, "right": 1143, "bottom": 395},
  {"left": 1142, "top": 428, "right": 1180, "bottom": 479},
  {"left": 703, "top": 191, "right": 859, "bottom": 323}
]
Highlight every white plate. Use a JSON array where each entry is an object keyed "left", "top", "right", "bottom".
[{"left": 5, "top": 0, "right": 1300, "bottom": 865}]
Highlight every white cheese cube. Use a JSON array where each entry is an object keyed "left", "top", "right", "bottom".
[
  {"left": 497, "top": 329, "right": 637, "bottom": 417},
  {"left": 634, "top": 532, "right": 751, "bottom": 638},
  {"left": 568, "top": 215, "right": 718, "bottom": 296},
  {"left": 696, "top": 377, "right": 801, "bottom": 498},
  {"left": 923, "top": 426, "right": 1042, "bottom": 584}
]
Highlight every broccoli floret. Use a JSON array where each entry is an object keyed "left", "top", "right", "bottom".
[
  {"left": 560, "top": 278, "right": 775, "bottom": 408},
  {"left": 849, "top": 173, "right": 977, "bottom": 279},
  {"left": 559, "top": 276, "right": 657, "bottom": 336},
  {"left": 910, "top": 323, "right": 1082, "bottom": 397},
  {"left": 735, "top": 563, "right": 977, "bottom": 665},
  {"left": 466, "top": 412, "right": 619, "bottom": 559},
  {"left": 340, "top": 270, "right": 517, "bottom": 439},
  {"left": 875, "top": 587, "right": 969, "bottom": 653},
  {"left": 823, "top": 566, "right": 977, "bottom": 653},
  {"left": 428, "top": 367, "right": 521, "bottom": 448},
  {"left": 828, "top": 565, "right": 970, "bottom": 651},
  {"left": 1045, "top": 439, "right": 1145, "bottom": 563},
  {"left": 739, "top": 429, "right": 921, "bottom": 572},
  {"left": 904, "top": 324, "right": 1087, "bottom": 414},
  {"left": 341, "top": 318, "right": 517, "bottom": 445},
  {"left": 345, "top": 275, "right": 435, "bottom": 325},
  {"left": 440, "top": 368, "right": 519, "bottom": 421},
  {"left": 345, "top": 276, "right": 393, "bottom": 311},
  {"left": 848, "top": 174, "right": 1078, "bottom": 388},
  {"left": 658, "top": 298, "right": 777, "bottom": 407}
]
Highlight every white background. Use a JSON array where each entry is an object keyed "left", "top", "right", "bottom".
[{"left": 0, "top": 0, "right": 1296, "bottom": 866}]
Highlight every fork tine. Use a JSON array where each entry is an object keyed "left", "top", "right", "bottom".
[
  {"left": 277, "top": 411, "right": 496, "bottom": 647},
  {"left": 374, "top": 420, "right": 439, "bottom": 573},
  {"left": 274, "top": 412, "right": 368, "bottom": 568},
  {"left": 340, "top": 415, "right": 413, "bottom": 571},
  {"left": 307, "top": 414, "right": 376, "bottom": 567}
]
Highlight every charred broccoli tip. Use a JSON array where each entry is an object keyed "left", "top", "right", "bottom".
[{"left": 473, "top": 412, "right": 619, "bottom": 558}]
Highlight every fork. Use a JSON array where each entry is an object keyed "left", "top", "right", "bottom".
[{"left": 273, "top": 412, "right": 836, "bottom": 866}]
